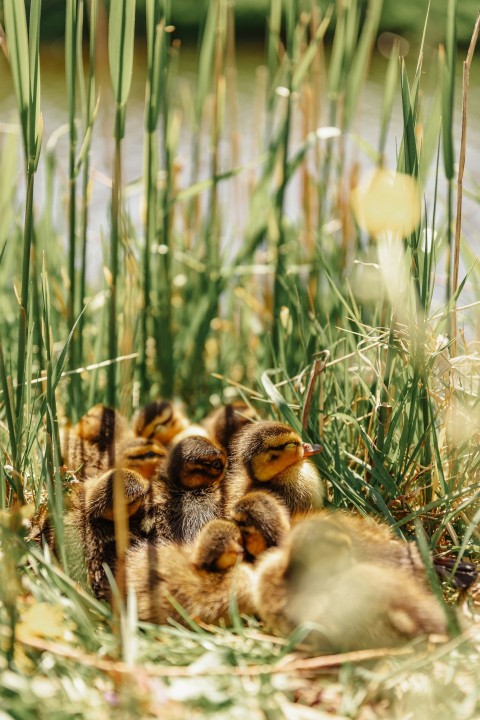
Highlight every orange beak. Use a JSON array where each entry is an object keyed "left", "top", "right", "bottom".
[{"left": 302, "top": 442, "right": 323, "bottom": 457}]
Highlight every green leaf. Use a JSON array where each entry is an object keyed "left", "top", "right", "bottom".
[
  {"left": 109, "top": 0, "right": 136, "bottom": 108},
  {"left": 261, "top": 371, "right": 303, "bottom": 434},
  {"left": 3, "top": 0, "right": 30, "bottom": 153},
  {"left": 344, "top": 0, "right": 383, "bottom": 130},
  {"left": 378, "top": 42, "right": 399, "bottom": 158}
]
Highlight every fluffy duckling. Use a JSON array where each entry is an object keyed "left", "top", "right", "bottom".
[
  {"left": 162, "top": 436, "right": 227, "bottom": 543},
  {"left": 292, "top": 510, "right": 427, "bottom": 584},
  {"left": 202, "top": 402, "right": 256, "bottom": 454},
  {"left": 227, "top": 421, "right": 324, "bottom": 518},
  {"left": 125, "top": 519, "right": 256, "bottom": 625},
  {"left": 255, "top": 515, "right": 448, "bottom": 652},
  {"left": 29, "top": 437, "right": 168, "bottom": 546},
  {"left": 31, "top": 466, "right": 172, "bottom": 598},
  {"left": 62, "top": 468, "right": 160, "bottom": 598},
  {"left": 231, "top": 490, "right": 290, "bottom": 561},
  {"left": 134, "top": 399, "right": 209, "bottom": 448},
  {"left": 62, "top": 404, "right": 131, "bottom": 480}
]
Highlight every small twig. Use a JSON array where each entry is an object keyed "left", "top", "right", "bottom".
[
  {"left": 280, "top": 646, "right": 413, "bottom": 671},
  {"left": 451, "top": 11, "right": 480, "bottom": 354},
  {"left": 0, "top": 353, "right": 139, "bottom": 395},
  {"left": 17, "top": 634, "right": 415, "bottom": 678}
]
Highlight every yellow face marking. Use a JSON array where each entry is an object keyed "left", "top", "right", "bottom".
[
  {"left": 216, "top": 544, "right": 243, "bottom": 570},
  {"left": 251, "top": 441, "right": 303, "bottom": 481},
  {"left": 244, "top": 530, "right": 267, "bottom": 558}
]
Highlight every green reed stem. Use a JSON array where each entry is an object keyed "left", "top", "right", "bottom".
[
  {"left": 155, "top": 3, "right": 174, "bottom": 397},
  {"left": 4, "top": 0, "right": 42, "bottom": 471},
  {"left": 107, "top": 0, "right": 136, "bottom": 407},
  {"left": 78, "top": 0, "right": 98, "bottom": 414},
  {"left": 66, "top": 0, "right": 80, "bottom": 418},
  {"left": 140, "top": 0, "right": 161, "bottom": 400},
  {"left": 108, "top": 135, "right": 121, "bottom": 408},
  {"left": 272, "top": 0, "right": 296, "bottom": 355},
  {"left": 442, "top": 0, "right": 457, "bottom": 321}
]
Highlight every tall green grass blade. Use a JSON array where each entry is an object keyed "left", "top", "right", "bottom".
[
  {"left": 78, "top": 0, "right": 98, "bottom": 413},
  {"left": 378, "top": 42, "right": 399, "bottom": 159},
  {"left": 442, "top": 0, "right": 457, "bottom": 182},
  {"left": 27, "top": 0, "right": 42, "bottom": 173},
  {"left": 0, "top": 333, "right": 17, "bottom": 478},
  {"left": 3, "top": 0, "right": 29, "bottom": 156},
  {"left": 66, "top": 0, "right": 80, "bottom": 419},
  {"left": 107, "top": 0, "right": 136, "bottom": 407},
  {"left": 343, "top": 0, "right": 383, "bottom": 130},
  {"left": 140, "top": 1, "right": 162, "bottom": 398},
  {"left": 442, "top": 0, "right": 457, "bottom": 311},
  {"left": 415, "top": 520, "right": 461, "bottom": 636},
  {"left": 109, "top": 0, "right": 136, "bottom": 138}
]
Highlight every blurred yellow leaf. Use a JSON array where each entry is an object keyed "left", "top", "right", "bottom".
[
  {"left": 351, "top": 169, "right": 421, "bottom": 238},
  {"left": 16, "top": 602, "right": 69, "bottom": 643}
]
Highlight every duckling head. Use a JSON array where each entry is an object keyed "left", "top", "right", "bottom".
[
  {"left": 75, "top": 404, "right": 124, "bottom": 449},
  {"left": 134, "top": 399, "right": 189, "bottom": 446},
  {"left": 167, "top": 436, "right": 227, "bottom": 490},
  {"left": 192, "top": 519, "right": 244, "bottom": 571},
  {"left": 117, "top": 437, "right": 168, "bottom": 480},
  {"left": 84, "top": 468, "right": 149, "bottom": 521},
  {"left": 235, "top": 421, "right": 322, "bottom": 483},
  {"left": 206, "top": 401, "right": 257, "bottom": 450},
  {"left": 286, "top": 516, "right": 354, "bottom": 591},
  {"left": 231, "top": 490, "right": 290, "bottom": 559}
]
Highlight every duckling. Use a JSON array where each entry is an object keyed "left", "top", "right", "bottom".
[
  {"left": 231, "top": 490, "right": 290, "bottom": 561},
  {"left": 202, "top": 401, "right": 256, "bottom": 454},
  {"left": 134, "top": 399, "right": 209, "bottom": 448},
  {"left": 227, "top": 421, "right": 324, "bottom": 518},
  {"left": 62, "top": 468, "right": 159, "bottom": 598},
  {"left": 162, "top": 436, "right": 227, "bottom": 543},
  {"left": 292, "top": 510, "right": 427, "bottom": 584},
  {"left": 255, "top": 515, "right": 448, "bottom": 652},
  {"left": 30, "top": 463, "right": 172, "bottom": 598},
  {"left": 29, "top": 436, "right": 168, "bottom": 546},
  {"left": 125, "top": 519, "right": 256, "bottom": 625},
  {"left": 62, "top": 404, "right": 131, "bottom": 480}
]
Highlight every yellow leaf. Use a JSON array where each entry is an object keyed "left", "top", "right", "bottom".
[
  {"left": 16, "top": 602, "right": 69, "bottom": 643},
  {"left": 351, "top": 169, "right": 421, "bottom": 238}
]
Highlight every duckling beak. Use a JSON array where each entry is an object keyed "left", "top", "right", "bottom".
[{"left": 302, "top": 442, "right": 323, "bottom": 457}]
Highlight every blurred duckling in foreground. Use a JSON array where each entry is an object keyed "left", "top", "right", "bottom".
[
  {"left": 227, "top": 421, "right": 323, "bottom": 518},
  {"left": 295, "top": 509, "right": 427, "bottom": 583},
  {"left": 231, "top": 490, "right": 290, "bottom": 561},
  {"left": 162, "top": 435, "right": 227, "bottom": 543},
  {"left": 125, "top": 519, "right": 256, "bottom": 625},
  {"left": 255, "top": 515, "right": 448, "bottom": 652},
  {"left": 134, "top": 399, "right": 209, "bottom": 448},
  {"left": 62, "top": 404, "right": 131, "bottom": 480},
  {"left": 202, "top": 401, "right": 257, "bottom": 454}
]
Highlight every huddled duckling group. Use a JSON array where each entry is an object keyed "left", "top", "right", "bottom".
[{"left": 30, "top": 398, "right": 459, "bottom": 653}]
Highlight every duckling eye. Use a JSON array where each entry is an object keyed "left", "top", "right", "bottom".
[
  {"left": 285, "top": 442, "right": 298, "bottom": 449},
  {"left": 210, "top": 460, "right": 223, "bottom": 470},
  {"left": 142, "top": 451, "right": 160, "bottom": 459}
]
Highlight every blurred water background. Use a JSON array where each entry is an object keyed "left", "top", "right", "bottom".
[{"left": 0, "top": 0, "right": 479, "bottom": 300}]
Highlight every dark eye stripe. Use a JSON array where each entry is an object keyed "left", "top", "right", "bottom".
[
  {"left": 129, "top": 451, "right": 163, "bottom": 460},
  {"left": 269, "top": 441, "right": 299, "bottom": 451}
]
